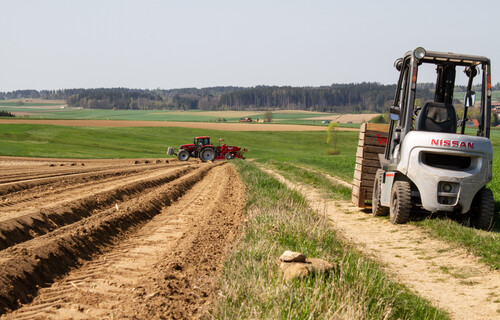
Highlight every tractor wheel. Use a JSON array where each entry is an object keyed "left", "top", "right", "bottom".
[
  {"left": 225, "top": 153, "right": 234, "bottom": 160},
  {"left": 200, "top": 147, "right": 216, "bottom": 162},
  {"left": 390, "top": 180, "right": 411, "bottom": 224},
  {"left": 177, "top": 149, "right": 190, "bottom": 161},
  {"left": 372, "top": 169, "right": 389, "bottom": 216},
  {"left": 469, "top": 188, "right": 495, "bottom": 231}
]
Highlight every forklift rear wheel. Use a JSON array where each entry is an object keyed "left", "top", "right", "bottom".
[
  {"left": 390, "top": 181, "right": 411, "bottom": 224},
  {"left": 372, "top": 169, "right": 389, "bottom": 216}
]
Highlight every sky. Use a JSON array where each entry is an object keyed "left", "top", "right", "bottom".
[{"left": 1, "top": 0, "right": 499, "bottom": 92}]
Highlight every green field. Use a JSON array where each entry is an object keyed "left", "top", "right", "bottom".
[
  {"left": 0, "top": 124, "right": 360, "bottom": 186},
  {"left": 452, "top": 90, "right": 500, "bottom": 103},
  {"left": 0, "top": 123, "right": 497, "bottom": 194},
  {"left": 0, "top": 124, "right": 351, "bottom": 158},
  {"left": 0, "top": 101, "right": 376, "bottom": 128},
  {"left": 0, "top": 102, "right": 336, "bottom": 124}
]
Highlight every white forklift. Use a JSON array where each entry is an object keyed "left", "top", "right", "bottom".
[{"left": 372, "top": 47, "right": 495, "bottom": 230}]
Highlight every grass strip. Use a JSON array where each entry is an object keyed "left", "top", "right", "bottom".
[
  {"left": 294, "top": 155, "right": 357, "bottom": 183},
  {"left": 0, "top": 123, "right": 356, "bottom": 161},
  {"left": 214, "top": 160, "right": 449, "bottom": 320},
  {"left": 412, "top": 219, "right": 500, "bottom": 269},
  {"left": 262, "top": 159, "right": 352, "bottom": 201}
]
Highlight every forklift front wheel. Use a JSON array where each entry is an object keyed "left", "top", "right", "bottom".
[
  {"left": 390, "top": 181, "right": 411, "bottom": 224},
  {"left": 470, "top": 188, "right": 495, "bottom": 231}
]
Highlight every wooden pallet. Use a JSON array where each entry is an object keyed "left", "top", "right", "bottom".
[{"left": 351, "top": 123, "right": 389, "bottom": 208}]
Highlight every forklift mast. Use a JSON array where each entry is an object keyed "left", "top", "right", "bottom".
[
  {"left": 434, "top": 65, "right": 456, "bottom": 104},
  {"left": 384, "top": 47, "right": 492, "bottom": 163}
]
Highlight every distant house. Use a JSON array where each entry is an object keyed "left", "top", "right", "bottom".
[
  {"left": 469, "top": 119, "right": 479, "bottom": 127},
  {"left": 492, "top": 102, "right": 500, "bottom": 114},
  {"left": 459, "top": 119, "right": 479, "bottom": 127}
]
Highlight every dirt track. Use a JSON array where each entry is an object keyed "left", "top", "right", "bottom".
[
  {"left": 0, "top": 157, "right": 245, "bottom": 319},
  {"left": 0, "top": 119, "right": 332, "bottom": 131}
]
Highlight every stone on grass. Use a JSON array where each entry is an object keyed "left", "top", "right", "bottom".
[
  {"left": 280, "top": 262, "right": 313, "bottom": 281},
  {"left": 279, "top": 251, "right": 337, "bottom": 281},
  {"left": 279, "top": 250, "right": 306, "bottom": 263},
  {"left": 307, "top": 258, "right": 337, "bottom": 274}
]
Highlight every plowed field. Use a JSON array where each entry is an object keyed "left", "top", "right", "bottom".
[{"left": 0, "top": 157, "right": 245, "bottom": 319}]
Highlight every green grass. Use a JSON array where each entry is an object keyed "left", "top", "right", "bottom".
[
  {"left": 294, "top": 154, "right": 357, "bottom": 182},
  {"left": 263, "top": 160, "right": 352, "bottom": 201},
  {"left": 0, "top": 123, "right": 359, "bottom": 161},
  {"left": 5, "top": 108, "right": 233, "bottom": 122},
  {"left": 452, "top": 90, "right": 500, "bottom": 102},
  {"left": 412, "top": 219, "right": 500, "bottom": 269},
  {"left": 0, "top": 124, "right": 171, "bottom": 158},
  {"left": 214, "top": 160, "right": 449, "bottom": 319},
  {"left": 1, "top": 106, "right": 337, "bottom": 123}
]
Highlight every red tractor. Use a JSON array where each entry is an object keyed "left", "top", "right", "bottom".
[{"left": 167, "top": 136, "right": 247, "bottom": 162}]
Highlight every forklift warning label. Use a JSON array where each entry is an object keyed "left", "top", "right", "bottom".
[{"left": 431, "top": 139, "right": 474, "bottom": 149}]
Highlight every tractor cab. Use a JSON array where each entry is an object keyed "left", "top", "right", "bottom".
[
  {"left": 194, "top": 136, "right": 211, "bottom": 147},
  {"left": 373, "top": 47, "right": 494, "bottom": 230},
  {"left": 194, "top": 136, "right": 211, "bottom": 152}
]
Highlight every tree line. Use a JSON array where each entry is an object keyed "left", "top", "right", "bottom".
[
  {"left": 3, "top": 82, "right": 496, "bottom": 113},
  {"left": 0, "top": 87, "right": 244, "bottom": 111},
  {"left": 218, "top": 83, "right": 426, "bottom": 113}
]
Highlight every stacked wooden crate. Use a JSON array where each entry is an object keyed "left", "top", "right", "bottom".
[{"left": 352, "top": 123, "right": 389, "bottom": 208}]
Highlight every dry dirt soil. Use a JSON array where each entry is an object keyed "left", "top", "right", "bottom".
[
  {"left": 0, "top": 157, "right": 245, "bottom": 319},
  {"left": 300, "top": 113, "right": 380, "bottom": 123},
  {"left": 0, "top": 119, "right": 331, "bottom": 132}
]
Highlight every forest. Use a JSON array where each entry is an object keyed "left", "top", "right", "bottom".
[{"left": 3, "top": 82, "right": 498, "bottom": 113}]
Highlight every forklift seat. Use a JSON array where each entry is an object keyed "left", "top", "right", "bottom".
[{"left": 415, "top": 102, "right": 457, "bottom": 133}]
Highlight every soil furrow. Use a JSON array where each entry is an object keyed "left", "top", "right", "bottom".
[
  {"left": 0, "top": 164, "right": 178, "bottom": 207},
  {"left": 0, "top": 165, "right": 200, "bottom": 251},
  {"left": 0, "top": 157, "right": 181, "bottom": 184},
  {"left": 1, "top": 163, "right": 245, "bottom": 319},
  {"left": 0, "top": 161, "right": 183, "bottom": 195},
  {"left": 0, "top": 162, "right": 189, "bottom": 208},
  {"left": 0, "top": 163, "right": 221, "bottom": 314},
  {"left": 0, "top": 163, "right": 122, "bottom": 185},
  {"left": 0, "top": 167, "right": 92, "bottom": 185}
]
